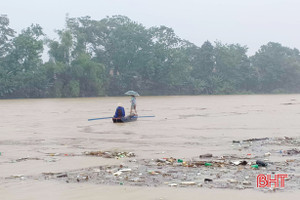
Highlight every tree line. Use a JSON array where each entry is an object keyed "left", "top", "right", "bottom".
[{"left": 1, "top": 14, "right": 300, "bottom": 98}]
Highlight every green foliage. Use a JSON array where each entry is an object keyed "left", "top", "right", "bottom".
[
  {"left": 252, "top": 42, "right": 300, "bottom": 93},
  {"left": 213, "top": 42, "right": 254, "bottom": 94},
  {"left": 1, "top": 15, "right": 300, "bottom": 98},
  {"left": 191, "top": 41, "right": 214, "bottom": 80},
  {"left": 0, "top": 68, "right": 16, "bottom": 96},
  {"left": 48, "top": 30, "right": 73, "bottom": 65},
  {"left": 0, "top": 23, "right": 45, "bottom": 98},
  {"left": 0, "top": 15, "right": 15, "bottom": 59},
  {"left": 71, "top": 53, "right": 106, "bottom": 96}
]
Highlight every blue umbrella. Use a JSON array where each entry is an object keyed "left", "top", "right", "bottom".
[{"left": 125, "top": 90, "right": 140, "bottom": 96}]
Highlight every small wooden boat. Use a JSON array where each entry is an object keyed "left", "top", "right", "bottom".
[{"left": 112, "top": 115, "right": 138, "bottom": 123}]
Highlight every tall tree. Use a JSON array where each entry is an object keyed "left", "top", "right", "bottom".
[
  {"left": 95, "top": 16, "right": 152, "bottom": 94},
  {"left": 188, "top": 41, "right": 215, "bottom": 94},
  {"left": 0, "top": 15, "right": 15, "bottom": 59},
  {"left": 0, "top": 14, "right": 15, "bottom": 97},
  {"left": 214, "top": 42, "right": 253, "bottom": 93},
  {"left": 252, "top": 42, "right": 300, "bottom": 93},
  {"left": 1, "top": 24, "right": 45, "bottom": 97},
  {"left": 48, "top": 30, "right": 73, "bottom": 65},
  {"left": 192, "top": 41, "right": 214, "bottom": 79},
  {"left": 70, "top": 53, "right": 106, "bottom": 97}
]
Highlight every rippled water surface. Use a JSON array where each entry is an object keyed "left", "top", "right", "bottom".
[{"left": 1, "top": 95, "right": 300, "bottom": 199}]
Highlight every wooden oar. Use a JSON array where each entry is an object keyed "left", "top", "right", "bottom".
[
  {"left": 132, "top": 115, "right": 155, "bottom": 118},
  {"left": 88, "top": 117, "right": 112, "bottom": 121},
  {"left": 88, "top": 115, "right": 155, "bottom": 121}
]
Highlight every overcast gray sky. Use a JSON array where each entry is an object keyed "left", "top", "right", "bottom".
[{"left": 1, "top": 0, "right": 300, "bottom": 55}]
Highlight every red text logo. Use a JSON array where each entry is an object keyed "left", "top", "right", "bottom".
[{"left": 257, "top": 174, "right": 288, "bottom": 188}]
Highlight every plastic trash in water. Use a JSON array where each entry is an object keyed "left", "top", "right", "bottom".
[
  {"left": 119, "top": 168, "right": 132, "bottom": 172},
  {"left": 180, "top": 181, "right": 196, "bottom": 185},
  {"left": 205, "top": 163, "right": 212, "bottom": 166},
  {"left": 264, "top": 152, "right": 271, "bottom": 156},
  {"left": 113, "top": 171, "right": 122, "bottom": 176},
  {"left": 256, "top": 160, "right": 268, "bottom": 167},
  {"left": 228, "top": 179, "right": 238, "bottom": 183},
  {"left": 177, "top": 159, "right": 183, "bottom": 163},
  {"left": 251, "top": 164, "right": 259, "bottom": 169},
  {"left": 199, "top": 153, "right": 213, "bottom": 158}
]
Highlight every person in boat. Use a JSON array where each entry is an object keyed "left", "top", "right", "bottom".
[
  {"left": 114, "top": 103, "right": 125, "bottom": 118},
  {"left": 130, "top": 95, "right": 137, "bottom": 115}
]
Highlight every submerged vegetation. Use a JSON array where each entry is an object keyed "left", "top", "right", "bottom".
[{"left": 1, "top": 14, "right": 300, "bottom": 98}]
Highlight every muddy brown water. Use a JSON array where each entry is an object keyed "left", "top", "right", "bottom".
[{"left": 1, "top": 95, "right": 300, "bottom": 199}]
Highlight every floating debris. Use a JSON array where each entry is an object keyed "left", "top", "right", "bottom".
[
  {"left": 181, "top": 181, "right": 196, "bottom": 186},
  {"left": 286, "top": 149, "right": 300, "bottom": 155},
  {"left": 242, "top": 181, "right": 251, "bottom": 185},
  {"left": 84, "top": 151, "right": 135, "bottom": 158},
  {"left": 199, "top": 153, "right": 213, "bottom": 158},
  {"left": 56, "top": 173, "right": 68, "bottom": 178},
  {"left": 256, "top": 160, "right": 268, "bottom": 167},
  {"left": 251, "top": 164, "right": 259, "bottom": 169},
  {"left": 10, "top": 136, "right": 300, "bottom": 191},
  {"left": 15, "top": 157, "right": 41, "bottom": 162},
  {"left": 264, "top": 152, "right": 271, "bottom": 156},
  {"left": 231, "top": 160, "right": 248, "bottom": 166},
  {"left": 168, "top": 183, "right": 178, "bottom": 187},
  {"left": 228, "top": 179, "right": 238, "bottom": 183},
  {"left": 242, "top": 137, "right": 269, "bottom": 142}
]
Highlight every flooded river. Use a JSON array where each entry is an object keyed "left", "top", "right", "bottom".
[{"left": 1, "top": 95, "right": 300, "bottom": 199}]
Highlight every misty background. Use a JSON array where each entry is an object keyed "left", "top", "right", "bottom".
[
  {"left": 2, "top": 0, "right": 300, "bottom": 55},
  {"left": 1, "top": 0, "right": 300, "bottom": 98}
]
